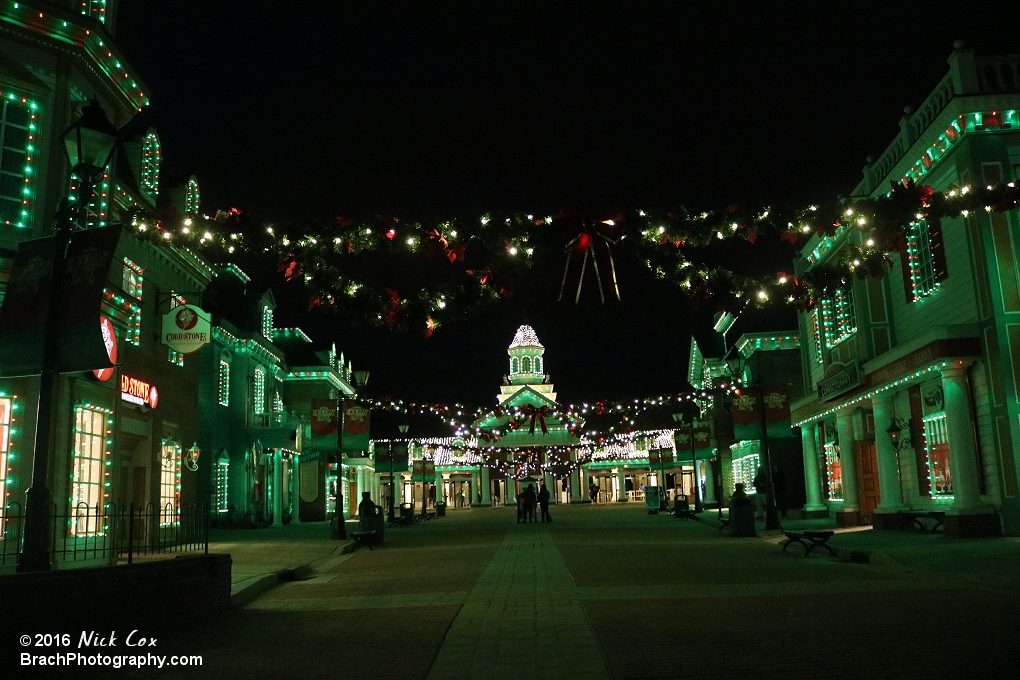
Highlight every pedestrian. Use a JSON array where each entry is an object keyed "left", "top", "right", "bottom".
[
  {"left": 428, "top": 484, "right": 436, "bottom": 508},
  {"left": 752, "top": 466, "right": 767, "bottom": 520},
  {"left": 772, "top": 464, "right": 788, "bottom": 518},
  {"left": 521, "top": 483, "right": 537, "bottom": 522},
  {"left": 589, "top": 483, "right": 598, "bottom": 503},
  {"left": 538, "top": 483, "right": 552, "bottom": 522},
  {"left": 516, "top": 492, "right": 524, "bottom": 523}
]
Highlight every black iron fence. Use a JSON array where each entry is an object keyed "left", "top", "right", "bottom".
[{"left": 0, "top": 502, "right": 208, "bottom": 568}]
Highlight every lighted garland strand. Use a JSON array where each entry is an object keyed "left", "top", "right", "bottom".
[{"left": 123, "top": 181, "right": 1020, "bottom": 329}]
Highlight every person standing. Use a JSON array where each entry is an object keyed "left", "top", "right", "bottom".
[
  {"left": 521, "top": 483, "right": 537, "bottom": 523},
  {"left": 589, "top": 483, "right": 598, "bottom": 503},
  {"left": 538, "top": 483, "right": 552, "bottom": 522},
  {"left": 752, "top": 466, "right": 768, "bottom": 520}
]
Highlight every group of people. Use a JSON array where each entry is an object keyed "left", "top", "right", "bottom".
[{"left": 516, "top": 483, "right": 552, "bottom": 523}]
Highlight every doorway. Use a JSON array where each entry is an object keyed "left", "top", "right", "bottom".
[{"left": 855, "top": 441, "right": 880, "bottom": 523}]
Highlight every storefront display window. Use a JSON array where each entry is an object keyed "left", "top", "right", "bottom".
[
  {"left": 823, "top": 441, "right": 843, "bottom": 501},
  {"left": 71, "top": 405, "right": 110, "bottom": 536},
  {"left": 923, "top": 414, "right": 953, "bottom": 499},
  {"left": 0, "top": 396, "right": 13, "bottom": 523},
  {"left": 160, "top": 439, "right": 181, "bottom": 526}
]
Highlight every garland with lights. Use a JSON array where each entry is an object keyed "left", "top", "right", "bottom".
[{"left": 126, "top": 174, "right": 1020, "bottom": 332}]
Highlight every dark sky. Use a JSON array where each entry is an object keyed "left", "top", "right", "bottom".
[{"left": 114, "top": 2, "right": 1017, "bottom": 407}]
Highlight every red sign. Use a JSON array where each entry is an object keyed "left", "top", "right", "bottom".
[
  {"left": 120, "top": 374, "right": 158, "bottom": 409},
  {"left": 93, "top": 315, "right": 118, "bottom": 381},
  {"left": 674, "top": 427, "right": 712, "bottom": 451}
]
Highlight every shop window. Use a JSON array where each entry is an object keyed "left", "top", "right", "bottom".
[
  {"left": 730, "top": 442, "right": 759, "bottom": 494},
  {"left": 218, "top": 360, "right": 230, "bottom": 406},
  {"left": 253, "top": 368, "right": 266, "bottom": 414},
  {"left": 214, "top": 454, "right": 229, "bottom": 513},
  {"left": 901, "top": 217, "right": 948, "bottom": 302},
  {"left": 0, "top": 96, "right": 36, "bottom": 228},
  {"left": 922, "top": 414, "right": 953, "bottom": 498},
  {"left": 159, "top": 439, "right": 181, "bottom": 526},
  {"left": 0, "top": 396, "right": 12, "bottom": 522},
  {"left": 823, "top": 441, "right": 844, "bottom": 501},
  {"left": 122, "top": 259, "right": 143, "bottom": 300},
  {"left": 70, "top": 406, "right": 110, "bottom": 536},
  {"left": 819, "top": 286, "right": 856, "bottom": 348}
]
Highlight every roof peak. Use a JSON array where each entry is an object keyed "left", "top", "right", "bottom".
[{"left": 509, "top": 324, "right": 543, "bottom": 349}]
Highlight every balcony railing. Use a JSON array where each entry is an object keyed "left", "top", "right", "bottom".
[{"left": 0, "top": 501, "right": 209, "bottom": 570}]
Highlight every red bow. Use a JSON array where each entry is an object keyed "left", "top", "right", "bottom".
[
  {"left": 558, "top": 211, "right": 626, "bottom": 304},
  {"left": 523, "top": 404, "right": 551, "bottom": 435}
]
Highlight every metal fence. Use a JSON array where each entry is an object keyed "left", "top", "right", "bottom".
[{"left": 0, "top": 502, "right": 209, "bottom": 568}]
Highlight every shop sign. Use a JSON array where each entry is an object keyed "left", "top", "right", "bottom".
[
  {"left": 120, "top": 374, "right": 158, "bottom": 409},
  {"left": 93, "top": 315, "right": 118, "bottom": 381},
  {"left": 817, "top": 361, "right": 862, "bottom": 402},
  {"left": 161, "top": 304, "right": 211, "bottom": 354}
]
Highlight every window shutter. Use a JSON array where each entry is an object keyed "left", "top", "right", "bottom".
[
  {"left": 927, "top": 216, "right": 948, "bottom": 283},
  {"left": 900, "top": 251, "right": 914, "bottom": 303}
]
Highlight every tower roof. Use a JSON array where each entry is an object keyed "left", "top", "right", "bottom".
[{"left": 509, "top": 325, "right": 543, "bottom": 350}]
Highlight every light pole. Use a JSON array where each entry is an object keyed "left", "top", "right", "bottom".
[
  {"left": 335, "top": 370, "right": 369, "bottom": 540},
  {"left": 744, "top": 380, "right": 781, "bottom": 531},
  {"left": 18, "top": 99, "right": 120, "bottom": 573},
  {"left": 392, "top": 423, "right": 409, "bottom": 523}
]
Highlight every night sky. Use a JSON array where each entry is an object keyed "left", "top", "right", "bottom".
[{"left": 114, "top": 3, "right": 1016, "bottom": 408}]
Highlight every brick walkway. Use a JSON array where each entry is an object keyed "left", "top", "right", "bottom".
[{"left": 93, "top": 503, "right": 1020, "bottom": 680}]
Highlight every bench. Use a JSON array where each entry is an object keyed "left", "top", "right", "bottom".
[
  {"left": 349, "top": 529, "right": 377, "bottom": 551},
  {"left": 781, "top": 530, "right": 836, "bottom": 557},
  {"left": 351, "top": 506, "right": 385, "bottom": 551},
  {"left": 898, "top": 510, "right": 945, "bottom": 533}
]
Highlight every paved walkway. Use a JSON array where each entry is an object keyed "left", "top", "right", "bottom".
[{"left": 99, "top": 504, "right": 1020, "bottom": 680}]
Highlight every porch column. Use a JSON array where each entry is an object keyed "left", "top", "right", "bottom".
[
  {"left": 272, "top": 451, "right": 284, "bottom": 525},
  {"left": 872, "top": 393, "right": 908, "bottom": 520},
  {"left": 570, "top": 467, "right": 582, "bottom": 503},
  {"left": 836, "top": 408, "right": 861, "bottom": 525},
  {"left": 506, "top": 470, "right": 517, "bottom": 503},
  {"left": 480, "top": 466, "right": 491, "bottom": 506},
  {"left": 943, "top": 363, "right": 989, "bottom": 514},
  {"left": 544, "top": 472, "right": 555, "bottom": 502},
  {"left": 799, "top": 425, "right": 826, "bottom": 512},
  {"left": 290, "top": 453, "right": 301, "bottom": 523},
  {"left": 703, "top": 457, "right": 717, "bottom": 505},
  {"left": 615, "top": 467, "right": 627, "bottom": 501}
]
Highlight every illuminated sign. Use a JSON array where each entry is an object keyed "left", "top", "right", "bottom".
[
  {"left": 161, "top": 304, "right": 212, "bottom": 354},
  {"left": 93, "top": 315, "right": 118, "bottom": 381},
  {"left": 120, "top": 374, "right": 158, "bottom": 409}
]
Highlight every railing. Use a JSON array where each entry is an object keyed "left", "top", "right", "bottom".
[{"left": 0, "top": 502, "right": 208, "bottom": 569}]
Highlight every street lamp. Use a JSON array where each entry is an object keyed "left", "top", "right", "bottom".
[
  {"left": 335, "top": 370, "right": 369, "bottom": 540},
  {"left": 887, "top": 417, "right": 912, "bottom": 453},
  {"left": 392, "top": 423, "right": 409, "bottom": 523},
  {"left": 18, "top": 99, "right": 121, "bottom": 573},
  {"left": 671, "top": 413, "right": 704, "bottom": 513}
]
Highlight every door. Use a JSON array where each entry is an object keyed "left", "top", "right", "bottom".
[{"left": 855, "top": 441, "right": 880, "bottom": 523}]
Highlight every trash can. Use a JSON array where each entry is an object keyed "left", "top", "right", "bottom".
[
  {"left": 727, "top": 483, "right": 756, "bottom": 537},
  {"left": 436, "top": 502, "right": 446, "bottom": 517}
]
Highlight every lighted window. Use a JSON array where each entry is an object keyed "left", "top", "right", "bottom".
[
  {"left": 218, "top": 360, "right": 230, "bottom": 406},
  {"left": 522, "top": 356, "right": 532, "bottom": 372},
  {"left": 819, "top": 286, "right": 856, "bottom": 348},
  {"left": 185, "top": 176, "right": 200, "bottom": 214},
  {"left": 823, "top": 441, "right": 844, "bottom": 501},
  {"left": 510, "top": 357, "right": 519, "bottom": 373},
  {"left": 261, "top": 306, "right": 273, "bottom": 339},
  {"left": 81, "top": 0, "right": 108, "bottom": 24},
  {"left": 0, "top": 95, "right": 37, "bottom": 228},
  {"left": 70, "top": 406, "right": 109, "bottom": 536},
  {"left": 102, "top": 289, "right": 142, "bottom": 346},
  {"left": 535, "top": 357, "right": 542, "bottom": 374},
  {"left": 160, "top": 439, "right": 180, "bottom": 526},
  {"left": 214, "top": 456, "right": 229, "bottom": 513},
  {"left": 253, "top": 368, "right": 266, "bottom": 414},
  {"left": 922, "top": 414, "right": 953, "bottom": 499},
  {"left": 273, "top": 391, "right": 284, "bottom": 424},
  {"left": 140, "top": 131, "right": 160, "bottom": 198},
  {"left": 122, "top": 258, "right": 143, "bottom": 300},
  {"left": 729, "top": 442, "right": 759, "bottom": 494},
  {"left": 0, "top": 397, "right": 12, "bottom": 523},
  {"left": 811, "top": 308, "right": 824, "bottom": 363},
  {"left": 903, "top": 218, "right": 947, "bottom": 301}
]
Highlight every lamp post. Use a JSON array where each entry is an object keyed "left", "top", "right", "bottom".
[
  {"left": 18, "top": 99, "right": 121, "bottom": 573},
  {"left": 749, "top": 381, "right": 781, "bottom": 531},
  {"left": 392, "top": 423, "right": 409, "bottom": 523},
  {"left": 335, "top": 370, "right": 369, "bottom": 540},
  {"left": 671, "top": 414, "right": 704, "bottom": 513}
]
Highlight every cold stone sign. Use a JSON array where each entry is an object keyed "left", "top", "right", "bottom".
[
  {"left": 161, "top": 304, "right": 211, "bottom": 354},
  {"left": 121, "top": 374, "right": 158, "bottom": 409}
]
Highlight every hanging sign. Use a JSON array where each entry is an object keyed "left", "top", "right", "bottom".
[
  {"left": 307, "top": 399, "right": 338, "bottom": 452},
  {"left": 412, "top": 459, "right": 436, "bottom": 483},
  {"left": 161, "top": 304, "right": 212, "bottom": 354},
  {"left": 375, "top": 442, "right": 410, "bottom": 473},
  {"left": 341, "top": 400, "right": 371, "bottom": 453},
  {"left": 647, "top": 448, "right": 673, "bottom": 465},
  {"left": 732, "top": 385, "right": 793, "bottom": 440},
  {"left": 93, "top": 315, "right": 118, "bottom": 381},
  {"left": 120, "top": 374, "right": 158, "bottom": 409}
]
